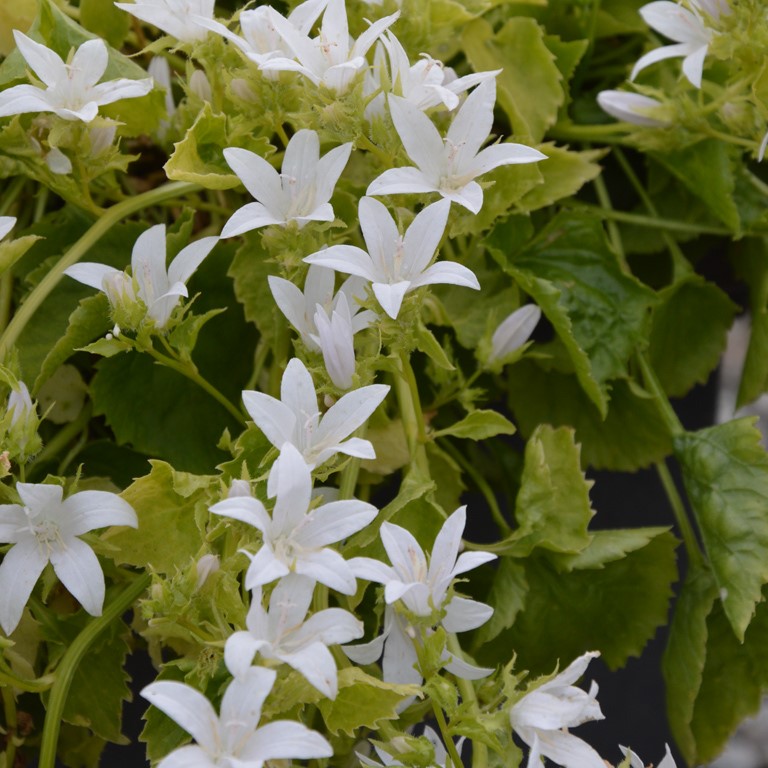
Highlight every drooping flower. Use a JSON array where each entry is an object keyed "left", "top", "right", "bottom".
[
  {"left": 224, "top": 573, "right": 363, "bottom": 697},
  {"left": 0, "top": 483, "right": 138, "bottom": 635},
  {"left": 488, "top": 305, "right": 541, "bottom": 365},
  {"left": 260, "top": 0, "right": 399, "bottom": 93},
  {"left": 367, "top": 79, "right": 546, "bottom": 213},
  {"left": 346, "top": 506, "right": 496, "bottom": 683},
  {"left": 312, "top": 291, "right": 357, "bottom": 389},
  {"left": 114, "top": 0, "right": 214, "bottom": 44},
  {"left": 64, "top": 224, "right": 218, "bottom": 330},
  {"left": 620, "top": 744, "right": 677, "bottom": 768},
  {"left": 268, "top": 266, "right": 375, "bottom": 352},
  {"left": 241, "top": 357, "right": 389, "bottom": 473},
  {"left": 221, "top": 130, "right": 352, "bottom": 237},
  {"left": 596, "top": 90, "right": 669, "bottom": 127},
  {"left": 141, "top": 666, "right": 333, "bottom": 768},
  {"left": 630, "top": 1, "right": 715, "bottom": 88},
  {"left": 0, "top": 32, "right": 153, "bottom": 123},
  {"left": 210, "top": 443, "right": 377, "bottom": 594},
  {"left": 305, "top": 197, "right": 479, "bottom": 319},
  {"left": 509, "top": 651, "right": 605, "bottom": 768}
]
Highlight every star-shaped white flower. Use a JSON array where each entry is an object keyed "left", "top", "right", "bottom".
[
  {"left": 346, "top": 506, "right": 496, "bottom": 682},
  {"left": 596, "top": 90, "right": 669, "bottom": 127},
  {"left": 305, "top": 197, "right": 479, "bottom": 319},
  {"left": 141, "top": 666, "right": 333, "bottom": 768},
  {"left": 211, "top": 443, "right": 377, "bottom": 594},
  {"left": 194, "top": 0, "right": 327, "bottom": 69},
  {"left": 509, "top": 651, "right": 605, "bottom": 768},
  {"left": 269, "top": 266, "right": 375, "bottom": 352},
  {"left": 367, "top": 79, "right": 546, "bottom": 214},
  {"left": 260, "top": 0, "right": 399, "bottom": 93},
  {"left": 242, "top": 357, "right": 389, "bottom": 473},
  {"left": 224, "top": 573, "right": 363, "bottom": 698},
  {"left": 65, "top": 224, "right": 218, "bottom": 330},
  {"left": 620, "top": 744, "right": 677, "bottom": 768},
  {"left": 0, "top": 32, "right": 153, "bottom": 123},
  {"left": 115, "top": 0, "right": 214, "bottom": 44},
  {"left": 221, "top": 130, "right": 352, "bottom": 238},
  {"left": 630, "top": 1, "right": 714, "bottom": 88},
  {"left": 0, "top": 483, "right": 137, "bottom": 635}
]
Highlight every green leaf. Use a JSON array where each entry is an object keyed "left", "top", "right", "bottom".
[
  {"left": 674, "top": 418, "right": 768, "bottom": 640},
  {"left": 490, "top": 212, "right": 657, "bottom": 416},
  {"left": 648, "top": 275, "right": 737, "bottom": 398},
  {"left": 34, "top": 293, "right": 110, "bottom": 392},
  {"left": 0, "top": 234, "right": 42, "bottom": 277},
  {"left": 552, "top": 527, "right": 672, "bottom": 571},
  {"left": 227, "top": 232, "right": 278, "bottom": 333},
  {"left": 462, "top": 17, "right": 563, "bottom": 142},
  {"left": 507, "top": 357, "right": 673, "bottom": 471},
  {"left": 79, "top": 0, "right": 129, "bottom": 48},
  {"left": 317, "top": 667, "right": 421, "bottom": 736},
  {"left": 517, "top": 145, "right": 605, "bottom": 212},
  {"left": 472, "top": 557, "right": 528, "bottom": 646},
  {"left": 139, "top": 666, "right": 190, "bottom": 761},
  {"left": 650, "top": 141, "right": 740, "bottom": 233},
  {"left": 168, "top": 307, "right": 227, "bottom": 362},
  {"left": 688, "top": 587, "right": 768, "bottom": 764},
  {"left": 78, "top": 336, "right": 131, "bottom": 357},
  {"left": 434, "top": 409, "right": 516, "bottom": 440},
  {"left": 107, "top": 461, "right": 213, "bottom": 574},
  {"left": 414, "top": 321, "right": 454, "bottom": 371},
  {"left": 508, "top": 425, "right": 593, "bottom": 555},
  {"left": 662, "top": 566, "right": 718, "bottom": 765},
  {"left": 477, "top": 532, "right": 678, "bottom": 672}
]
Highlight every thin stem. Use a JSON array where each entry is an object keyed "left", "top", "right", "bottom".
[
  {"left": 2, "top": 685, "right": 17, "bottom": 766},
  {"left": 29, "top": 404, "right": 92, "bottom": 470},
  {"left": 144, "top": 346, "right": 246, "bottom": 426},
  {"left": 355, "top": 133, "right": 392, "bottom": 166},
  {"left": 394, "top": 352, "right": 429, "bottom": 475},
  {"left": 0, "top": 177, "right": 26, "bottom": 216},
  {"left": 339, "top": 456, "right": 362, "bottom": 500},
  {"left": 571, "top": 203, "right": 731, "bottom": 236},
  {"left": 637, "top": 352, "right": 684, "bottom": 437},
  {"left": 275, "top": 123, "right": 291, "bottom": 149},
  {"left": 591, "top": 166, "right": 626, "bottom": 266},
  {"left": 439, "top": 438, "right": 511, "bottom": 536},
  {"left": 430, "top": 698, "right": 463, "bottom": 768},
  {"left": 0, "top": 181, "right": 201, "bottom": 360},
  {"left": 655, "top": 459, "right": 704, "bottom": 567},
  {"left": 38, "top": 572, "right": 151, "bottom": 768},
  {"left": 0, "top": 271, "right": 12, "bottom": 336}
]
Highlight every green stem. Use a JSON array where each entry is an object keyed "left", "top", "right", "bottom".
[
  {"left": 430, "top": 697, "right": 463, "bottom": 768},
  {"left": 0, "top": 182, "right": 201, "bottom": 360},
  {"left": 439, "top": 438, "right": 511, "bottom": 536},
  {"left": 2, "top": 684, "right": 17, "bottom": 766},
  {"left": 571, "top": 203, "right": 730, "bottom": 236},
  {"left": 339, "top": 456, "right": 362, "bottom": 500},
  {"left": 38, "top": 572, "right": 151, "bottom": 768},
  {"left": 0, "top": 177, "right": 26, "bottom": 216},
  {"left": 591, "top": 165, "right": 626, "bottom": 266},
  {"left": 446, "top": 634, "right": 488, "bottom": 768},
  {"left": 637, "top": 352, "right": 684, "bottom": 437},
  {"left": 394, "top": 352, "right": 429, "bottom": 475},
  {"left": 0, "top": 662, "right": 54, "bottom": 693},
  {"left": 144, "top": 346, "right": 246, "bottom": 426},
  {"left": 356, "top": 134, "right": 392, "bottom": 166},
  {"left": 0, "top": 271, "right": 12, "bottom": 336},
  {"left": 29, "top": 405, "right": 92, "bottom": 471},
  {"left": 655, "top": 459, "right": 703, "bottom": 567}
]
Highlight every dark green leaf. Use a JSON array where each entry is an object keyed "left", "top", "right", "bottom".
[{"left": 472, "top": 558, "right": 528, "bottom": 646}]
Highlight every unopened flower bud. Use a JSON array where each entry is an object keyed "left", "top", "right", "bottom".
[
  {"left": 189, "top": 70, "right": 212, "bottom": 102},
  {"left": 228, "top": 479, "right": 252, "bottom": 498},
  {"left": 488, "top": 305, "right": 541, "bottom": 366},
  {"left": 597, "top": 91, "right": 668, "bottom": 127},
  {"left": 195, "top": 554, "right": 220, "bottom": 591}
]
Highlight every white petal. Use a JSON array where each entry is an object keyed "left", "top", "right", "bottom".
[
  {"left": 658, "top": 744, "right": 677, "bottom": 768},
  {"left": 131, "top": 224, "right": 168, "bottom": 305},
  {"left": 61, "top": 490, "right": 137, "bottom": 537},
  {"left": 682, "top": 44, "right": 708, "bottom": 88},
  {"left": 382, "top": 612, "right": 421, "bottom": 684},
  {"left": 268, "top": 573, "right": 314, "bottom": 634},
  {"left": 141, "top": 680, "right": 219, "bottom": 753},
  {"left": 313, "top": 299, "right": 355, "bottom": 390},
  {"left": 242, "top": 391, "right": 297, "bottom": 448},
  {"left": 429, "top": 506, "right": 466, "bottom": 587},
  {"left": 296, "top": 500, "right": 377, "bottom": 547},
  {"left": 372, "top": 281, "right": 410, "bottom": 319},
  {"left": 221, "top": 203, "right": 285, "bottom": 237},
  {"left": 388, "top": 94, "right": 444, "bottom": 179},
  {"left": 243, "top": 720, "right": 333, "bottom": 761},
  {"left": 343, "top": 632, "right": 386, "bottom": 664},
  {"left": 304, "top": 245, "right": 378, "bottom": 282},
  {"left": 447, "top": 79, "right": 496, "bottom": 168},
  {"left": 0, "top": 505, "right": 28, "bottom": 544},
  {"left": 0, "top": 539, "right": 48, "bottom": 635},
  {"left": 451, "top": 550, "right": 498, "bottom": 577},
  {"left": 314, "top": 384, "right": 390, "bottom": 454},
  {"left": 168, "top": 236, "right": 218, "bottom": 286},
  {"left": 63, "top": 263, "right": 121, "bottom": 291},
  {"left": 535, "top": 728, "right": 606, "bottom": 768},
  {"left": 296, "top": 548, "right": 357, "bottom": 594},
  {"left": 280, "top": 358, "right": 320, "bottom": 428},
  {"left": 0, "top": 217, "right": 15, "bottom": 241},
  {"left": 156, "top": 745, "right": 216, "bottom": 768},
  {"left": 409, "top": 262, "right": 480, "bottom": 291},
  {"left": 49, "top": 537, "right": 105, "bottom": 617},
  {"left": 269, "top": 275, "right": 311, "bottom": 335},
  {"left": 17, "top": 483, "right": 64, "bottom": 511},
  {"left": 630, "top": 42, "right": 697, "bottom": 81},
  {"left": 380, "top": 522, "right": 427, "bottom": 581},
  {"left": 442, "top": 180, "right": 484, "bottom": 213},
  {"left": 640, "top": 1, "right": 707, "bottom": 42},
  {"left": 314, "top": 142, "right": 353, "bottom": 205},
  {"left": 351, "top": 10, "right": 400, "bottom": 59},
  {"left": 271, "top": 443, "right": 313, "bottom": 532},
  {"left": 296, "top": 607, "right": 364, "bottom": 646},
  {"left": 471, "top": 142, "right": 547, "bottom": 176},
  {"left": 220, "top": 666, "right": 276, "bottom": 731},
  {"left": 442, "top": 596, "right": 493, "bottom": 632},
  {"left": 210, "top": 496, "right": 271, "bottom": 533},
  {"left": 88, "top": 78, "right": 154, "bottom": 107},
  {"left": 442, "top": 653, "right": 494, "bottom": 680},
  {"left": 402, "top": 198, "right": 450, "bottom": 276},
  {"left": 358, "top": 196, "right": 399, "bottom": 277},
  {"left": 13, "top": 32, "right": 65, "bottom": 87},
  {"left": 367, "top": 166, "right": 439, "bottom": 197},
  {"left": 317, "top": 436, "right": 377, "bottom": 464},
  {"left": 596, "top": 90, "right": 667, "bottom": 127},
  {"left": 348, "top": 556, "right": 396, "bottom": 584},
  {"left": 283, "top": 642, "right": 339, "bottom": 697},
  {"left": 490, "top": 305, "right": 541, "bottom": 362},
  {"left": 0, "top": 84, "right": 57, "bottom": 118},
  {"left": 71, "top": 39, "right": 109, "bottom": 88},
  {"left": 245, "top": 546, "right": 290, "bottom": 588},
  {"left": 224, "top": 147, "right": 285, "bottom": 210}
]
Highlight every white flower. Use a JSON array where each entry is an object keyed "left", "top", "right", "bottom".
[
  {"left": 0, "top": 32, "right": 153, "bottom": 123},
  {"left": 221, "top": 130, "right": 352, "bottom": 237},
  {"left": 64, "top": 224, "right": 218, "bottom": 329},
  {"left": 224, "top": 573, "right": 363, "bottom": 697},
  {"left": 0, "top": 217, "right": 15, "bottom": 241},
  {"left": 346, "top": 506, "right": 496, "bottom": 683},
  {"left": 380, "top": 31, "right": 498, "bottom": 112},
  {"left": 6, "top": 381, "right": 34, "bottom": 428},
  {"left": 489, "top": 305, "right": 541, "bottom": 365},
  {"left": 260, "top": 0, "right": 399, "bottom": 93},
  {"left": 194, "top": 0, "right": 327, "bottom": 69},
  {"left": 596, "top": 90, "right": 669, "bottom": 127},
  {"left": 0, "top": 483, "right": 137, "bottom": 635},
  {"left": 620, "top": 744, "right": 676, "bottom": 768},
  {"left": 630, "top": 1, "right": 714, "bottom": 88},
  {"left": 141, "top": 666, "right": 333, "bottom": 768},
  {"left": 368, "top": 79, "right": 546, "bottom": 213},
  {"left": 242, "top": 356, "right": 389, "bottom": 473},
  {"left": 210, "top": 443, "right": 377, "bottom": 594},
  {"left": 509, "top": 651, "right": 605, "bottom": 768},
  {"left": 312, "top": 291, "right": 357, "bottom": 389},
  {"left": 114, "top": 0, "right": 214, "bottom": 44},
  {"left": 305, "top": 197, "right": 478, "bottom": 320},
  {"left": 269, "top": 266, "right": 375, "bottom": 352}
]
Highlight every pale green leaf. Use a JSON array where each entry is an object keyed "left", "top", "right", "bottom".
[
  {"left": 434, "top": 409, "right": 516, "bottom": 440},
  {"left": 674, "top": 418, "right": 768, "bottom": 640},
  {"left": 552, "top": 527, "right": 672, "bottom": 571},
  {"left": 0, "top": 234, "right": 42, "bottom": 277}
]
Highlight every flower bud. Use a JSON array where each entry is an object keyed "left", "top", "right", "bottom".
[
  {"left": 194, "top": 554, "right": 220, "bottom": 591},
  {"left": 488, "top": 305, "right": 541, "bottom": 366},
  {"left": 2, "top": 381, "right": 42, "bottom": 462},
  {"left": 597, "top": 90, "right": 668, "bottom": 127}
]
